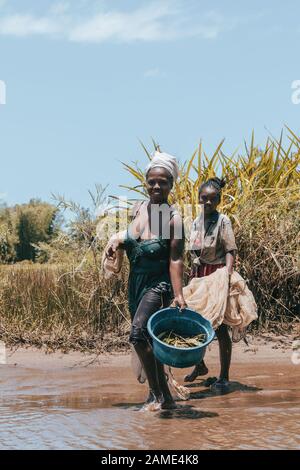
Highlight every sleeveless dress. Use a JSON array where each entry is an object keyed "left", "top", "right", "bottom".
[{"left": 123, "top": 202, "right": 178, "bottom": 319}]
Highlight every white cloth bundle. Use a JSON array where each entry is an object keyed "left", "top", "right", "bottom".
[
  {"left": 182, "top": 267, "right": 258, "bottom": 332},
  {"left": 101, "top": 230, "right": 127, "bottom": 279}
]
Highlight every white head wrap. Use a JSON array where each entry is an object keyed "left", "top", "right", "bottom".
[{"left": 145, "top": 150, "right": 179, "bottom": 182}]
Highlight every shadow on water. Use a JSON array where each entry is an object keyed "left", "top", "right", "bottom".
[
  {"left": 113, "top": 402, "right": 219, "bottom": 419},
  {"left": 188, "top": 380, "right": 262, "bottom": 399},
  {"left": 158, "top": 405, "right": 218, "bottom": 420},
  {"left": 113, "top": 402, "right": 146, "bottom": 410},
  {"left": 113, "top": 380, "right": 262, "bottom": 408}
]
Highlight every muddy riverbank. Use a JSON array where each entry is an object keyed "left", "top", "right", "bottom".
[{"left": 0, "top": 337, "right": 299, "bottom": 450}]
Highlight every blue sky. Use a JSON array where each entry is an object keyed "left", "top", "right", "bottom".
[{"left": 0, "top": 0, "right": 299, "bottom": 210}]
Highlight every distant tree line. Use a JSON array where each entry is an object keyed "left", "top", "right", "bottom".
[{"left": 0, "top": 199, "right": 61, "bottom": 263}]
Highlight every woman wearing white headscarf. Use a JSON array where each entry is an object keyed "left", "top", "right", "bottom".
[{"left": 104, "top": 150, "right": 186, "bottom": 410}]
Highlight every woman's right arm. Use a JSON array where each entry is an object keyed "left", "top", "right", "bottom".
[
  {"left": 105, "top": 231, "right": 127, "bottom": 258},
  {"left": 105, "top": 201, "right": 143, "bottom": 258}
]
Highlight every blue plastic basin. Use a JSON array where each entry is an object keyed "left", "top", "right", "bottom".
[{"left": 147, "top": 307, "right": 215, "bottom": 368}]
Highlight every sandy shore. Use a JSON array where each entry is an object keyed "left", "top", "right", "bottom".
[{"left": 3, "top": 334, "right": 296, "bottom": 369}]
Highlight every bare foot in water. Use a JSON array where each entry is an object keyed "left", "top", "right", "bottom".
[
  {"left": 141, "top": 393, "right": 177, "bottom": 411},
  {"left": 210, "top": 378, "right": 230, "bottom": 394},
  {"left": 145, "top": 390, "right": 157, "bottom": 404},
  {"left": 160, "top": 399, "right": 178, "bottom": 410},
  {"left": 184, "top": 362, "right": 209, "bottom": 382},
  {"left": 141, "top": 391, "right": 163, "bottom": 412},
  {"left": 141, "top": 401, "right": 162, "bottom": 412}
]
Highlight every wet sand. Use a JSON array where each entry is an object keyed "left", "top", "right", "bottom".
[{"left": 0, "top": 338, "right": 299, "bottom": 450}]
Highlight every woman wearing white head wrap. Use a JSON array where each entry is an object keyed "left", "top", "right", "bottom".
[
  {"left": 145, "top": 150, "right": 179, "bottom": 183},
  {"left": 103, "top": 148, "right": 186, "bottom": 410}
]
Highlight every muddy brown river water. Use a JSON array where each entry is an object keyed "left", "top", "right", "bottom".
[{"left": 0, "top": 343, "right": 299, "bottom": 450}]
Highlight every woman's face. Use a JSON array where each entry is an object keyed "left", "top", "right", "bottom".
[
  {"left": 146, "top": 167, "right": 173, "bottom": 204},
  {"left": 199, "top": 185, "right": 220, "bottom": 215}
]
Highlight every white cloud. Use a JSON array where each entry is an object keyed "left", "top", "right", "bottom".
[
  {"left": 0, "top": 2, "right": 238, "bottom": 43},
  {"left": 0, "top": 14, "right": 59, "bottom": 36},
  {"left": 68, "top": 3, "right": 181, "bottom": 43},
  {"left": 144, "top": 68, "right": 164, "bottom": 78}
]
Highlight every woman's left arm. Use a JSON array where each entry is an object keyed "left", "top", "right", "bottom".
[
  {"left": 225, "top": 251, "right": 235, "bottom": 275},
  {"left": 169, "top": 214, "right": 187, "bottom": 310},
  {"left": 222, "top": 217, "right": 237, "bottom": 277}
]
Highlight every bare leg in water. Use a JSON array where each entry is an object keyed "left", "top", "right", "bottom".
[
  {"left": 184, "top": 359, "right": 208, "bottom": 382},
  {"left": 155, "top": 358, "right": 176, "bottom": 408},
  {"left": 184, "top": 324, "right": 232, "bottom": 384},
  {"left": 134, "top": 340, "right": 177, "bottom": 409},
  {"left": 130, "top": 289, "right": 177, "bottom": 410},
  {"left": 215, "top": 324, "right": 232, "bottom": 382}
]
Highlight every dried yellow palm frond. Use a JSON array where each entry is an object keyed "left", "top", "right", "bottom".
[{"left": 120, "top": 132, "right": 299, "bottom": 331}]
